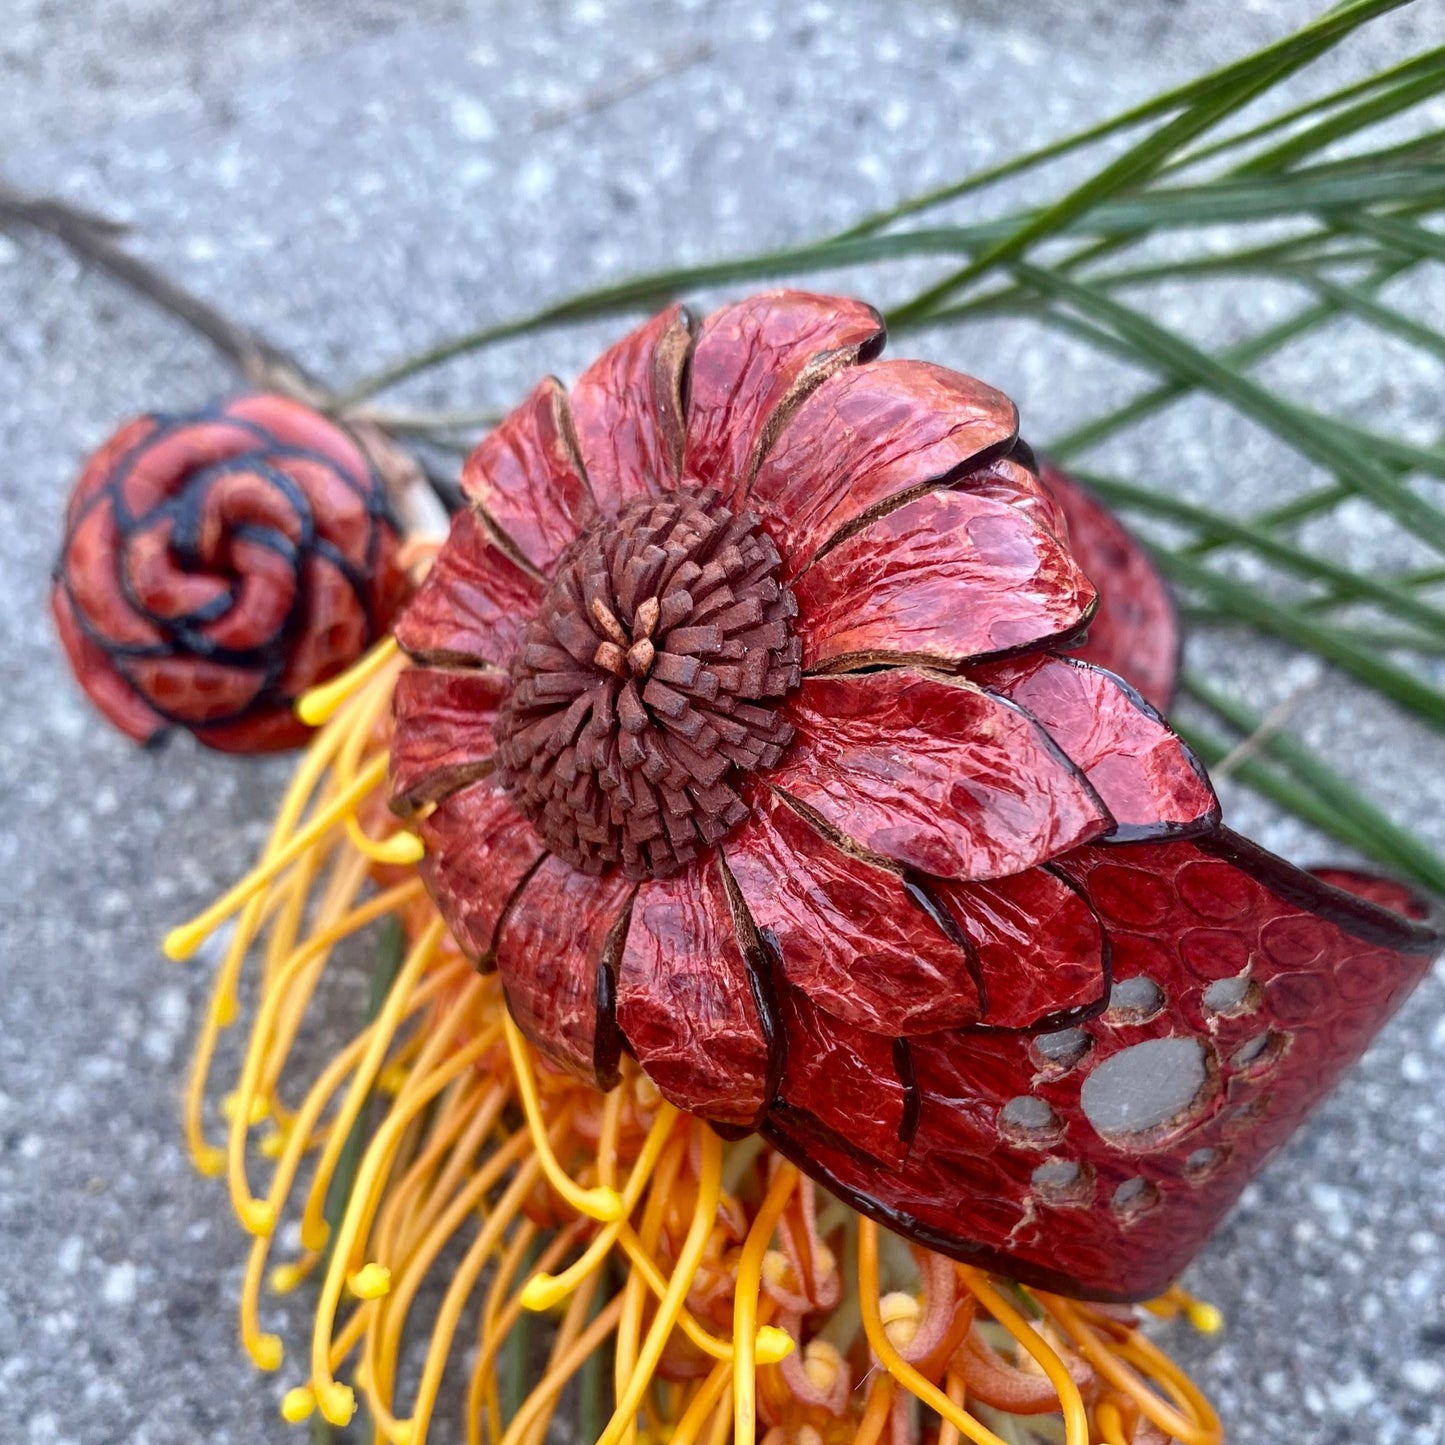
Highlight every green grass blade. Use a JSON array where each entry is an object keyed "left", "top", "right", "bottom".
[
  {"left": 1157, "top": 549, "right": 1445, "bottom": 728},
  {"left": 1076, "top": 469, "right": 1445, "bottom": 636},
  {"left": 1183, "top": 673, "right": 1445, "bottom": 892},
  {"left": 1011, "top": 264, "right": 1445, "bottom": 555}
]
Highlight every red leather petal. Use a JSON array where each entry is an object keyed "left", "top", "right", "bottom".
[
  {"left": 389, "top": 665, "right": 507, "bottom": 811},
  {"left": 200, "top": 536, "right": 299, "bottom": 652},
  {"left": 615, "top": 860, "right": 774, "bottom": 1127},
  {"left": 63, "top": 502, "right": 165, "bottom": 649},
  {"left": 724, "top": 784, "right": 981, "bottom": 1034},
  {"left": 270, "top": 454, "right": 374, "bottom": 568},
  {"left": 1040, "top": 462, "right": 1179, "bottom": 712},
  {"left": 973, "top": 655, "right": 1217, "bottom": 841},
  {"left": 394, "top": 506, "right": 540, "bottom": 668},
  {"left": 569, "top": 304, "right": 695, "bottom": 516},
  {"left": 764, "top": 832, "right": 1439, "bottom": 1301},
  {"left": 967, "top": 453, "right": 1070, "bottom": 541},
  {"left": 496, "top": 857, "right": 632, "bottom": 1089},
  {"left": 418, "top": 776, "right": 546, "bottom": 964},
  {"left": 684, "top": 290, "right": 885, "bottom": 500},
  {"left": 223, "top": 394, "right": 374, "bottom": 484},
  {"left": 462, "top": 377, "right": 593, "bottom": 573},
  {"left": 66, "top": 415, "right": 158, "bottom": 528},
  {"left": 748, "top": 360, "right": 1017, "bottom": 578},
  {"left": 775, "top": 984, "right": 913, "bottom": 1170},
  {"left": 770, "top": 670, "right": 1111, "bottom": 882},
  {"left": 126, "top": 654, "right": 267, "bottom": 725},
  {"left": 120, "top": 513, "right": 231, "bottom": 623},
  {"left": 277, "top": 552, "right": 369, "bottom": 693},
  {"left": 794, "top": 489, "right": 1096, "bottom": 672},
  {"left": 929, "top": 867, "right": 1108, "bottom": 1030},
  {"left": 115, "top": 418, "right": 263, "bottom": 516},
  {"left": 50, "top": 584, "right": 166, "bottom": 744}
]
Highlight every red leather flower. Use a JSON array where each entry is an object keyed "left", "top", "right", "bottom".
[
  {"left": 390, "top": 292, "right": 1441, "bottom": 1300},
  {"left": 53, "top": 395, "right": 409, "bottom": 752}
]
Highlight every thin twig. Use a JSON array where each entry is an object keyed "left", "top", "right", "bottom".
[
  {"left": 531, "top": 41, "right": 714, "bottom": 131},
  {"left": 1209, "top": 677, "right": 1320, "bottom": 779}
]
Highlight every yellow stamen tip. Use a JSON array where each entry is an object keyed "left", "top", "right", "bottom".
[
  {"left": 755, "top": 1326, "right": 794, "bottom": 1364},
  {"left": 192, "top": 1145, "right": 225, "bottom": 1178},
  {"left": 347, "top": 1263, "right": 392, "bottom": 1300},
  {"left": 300, "top": 1220, "right": 330, "bottom": 1252},
  {"left": 280, "top": 1387, "right": 315, "bottom": 1423},
  {"left": 258, "top": 1129, "right": 286, "bottom": 1159},
  {"left": 369, "top": 831, "right": 425, "bottom": 864},
  {"left": 240, "top": 1199, "right": 276, "bottom": 1238},
  {"left": 1187, "top": 1300, "right": 1225, "bottom": 1334},
  {"left": 296, "top": 640, "right": 396, "bottom": 724},
  {"left": 163, "top": 924, "right": 203, "bottom": 962},
  {"left": 318, "top": 1382, "right": 356, "bottom": 1427},
  {"left": 222, "top": 1090, "right": 270, "bottom": 1126},
  {"left": 390, "top": 1421, "right": 417, "bottom": 1445},
  {"left": 377, "top": 1062, "right": 411, "bottom": 1094},
  {"left": 249, "top": 1333, "right": 284, "bottom": 1371},
  {"left": 573, "top": 1185, "right": 624, "bottom": 1223},
  {"left": 212, "top": 993, "right": 240, "bottom": 1027},
  {"left": 268, "top": 1263, "right": 305, "bottom": 1295},
  {"left": 523, "top": 1269, "right": 580, "bottom": 1311}
]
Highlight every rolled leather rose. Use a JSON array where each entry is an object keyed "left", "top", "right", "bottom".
[
  {"left": 52, "top": 394, "right": 409, "bottom": 752},
  {"left": 387, "top": 291, "right": 1442, "bottom": 1300}
]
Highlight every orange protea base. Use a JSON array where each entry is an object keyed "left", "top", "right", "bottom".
[{"left": 166, "top": 637, "right": 1226, "bottom": 1445}]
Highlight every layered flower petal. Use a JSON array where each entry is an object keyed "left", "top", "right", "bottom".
[
  {"left": 928, "top": 867, "right": 1108, "bottom": 1030},
  {"left": 683, "top": 290, "right": 885, "bottom": 499},
  {"left": 774, "top": 984, "right": 914, "bottom": 1169},
  {"left": 1040, "top": 462, "right": 1179, "bottom": 711},
  {"left": 748, "top": 360, "right": 1018, "bottom": 578},
  {"left": 769, "top": 670, "right": 1111, "bottom": 881},
  {"left": 568, "top": 303, "right": 695, "bottom": 515},
  {"left": 50, "top": 586, "right": 166, "bottom": 743},
  {"left": 389, "top": 665, "right": 507, "bottom": 812},
  {"left": 724, "top": 783, "right": 982, "bottom": 1034},
  {"left": 496, "top": 857, "right": 633, "bottom": 1089},
  {"left": 418, "top": 776, "right": 546, "bottom": 963},
  {"left": 394, "top": 506, "right": 540, "bottom": 668},
  {"left": 794, "top": 488, "right": 1095, "bottom": 672},
  {"left": 615, "top": 860, "right": 774, "bottom": 1127},
  {"left": 973, "top": 655, "right": 1217, "bottom": 841},
  {"left": 461, "top": 377, "right": 593, "bottom": 574}
]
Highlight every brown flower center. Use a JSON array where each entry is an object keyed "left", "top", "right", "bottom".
[{"left": 493, "top": 489, "right": 801, "bottom": 879}]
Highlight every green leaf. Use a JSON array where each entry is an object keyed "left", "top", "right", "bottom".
[{"left": 1183, "top": 674, "right": 1445, "bottom": 894}]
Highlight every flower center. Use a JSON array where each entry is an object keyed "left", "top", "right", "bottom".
[{"left": 493, "top": 489, "right": 801, "bottom": 879}]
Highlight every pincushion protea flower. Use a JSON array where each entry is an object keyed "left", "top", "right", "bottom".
[
  {"left": 51, "top": 394, "right": 409, "bottom": 751},
  {"left": 159, "top": 292, "right": 1440, "bottom": 1445}
]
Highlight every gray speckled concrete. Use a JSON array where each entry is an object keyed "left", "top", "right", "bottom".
[{"left": 2, "top": 2, "right": 1442, "bottom": 1442}]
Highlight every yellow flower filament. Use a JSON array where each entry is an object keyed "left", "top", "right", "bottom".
[
  {"left": 1039, "top": 1292, "right": 1224, "bottom": 1445},
  {"left": 596, "top": 1124, "right": 722, "bottom": 1445},
  {"left": 173, "top": 635, "right": 1228, "bottom": 1445},
  {"left": 733, "top": 1162, "right": 801, "bottom": 1445},
  {"left": 859, "top": 1218, "right": 1011, "bottom": 1445},
  {"left": 956, "top": 1266, "right": 1089, "bottom": 1445}
]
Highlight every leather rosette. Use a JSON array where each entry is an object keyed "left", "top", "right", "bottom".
[
  {"left": 387, "top": 291, "right": 1442, "bottom": 1300},
  {"left": 52, "top": 394, "right": 409, "bottom": 752}
]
